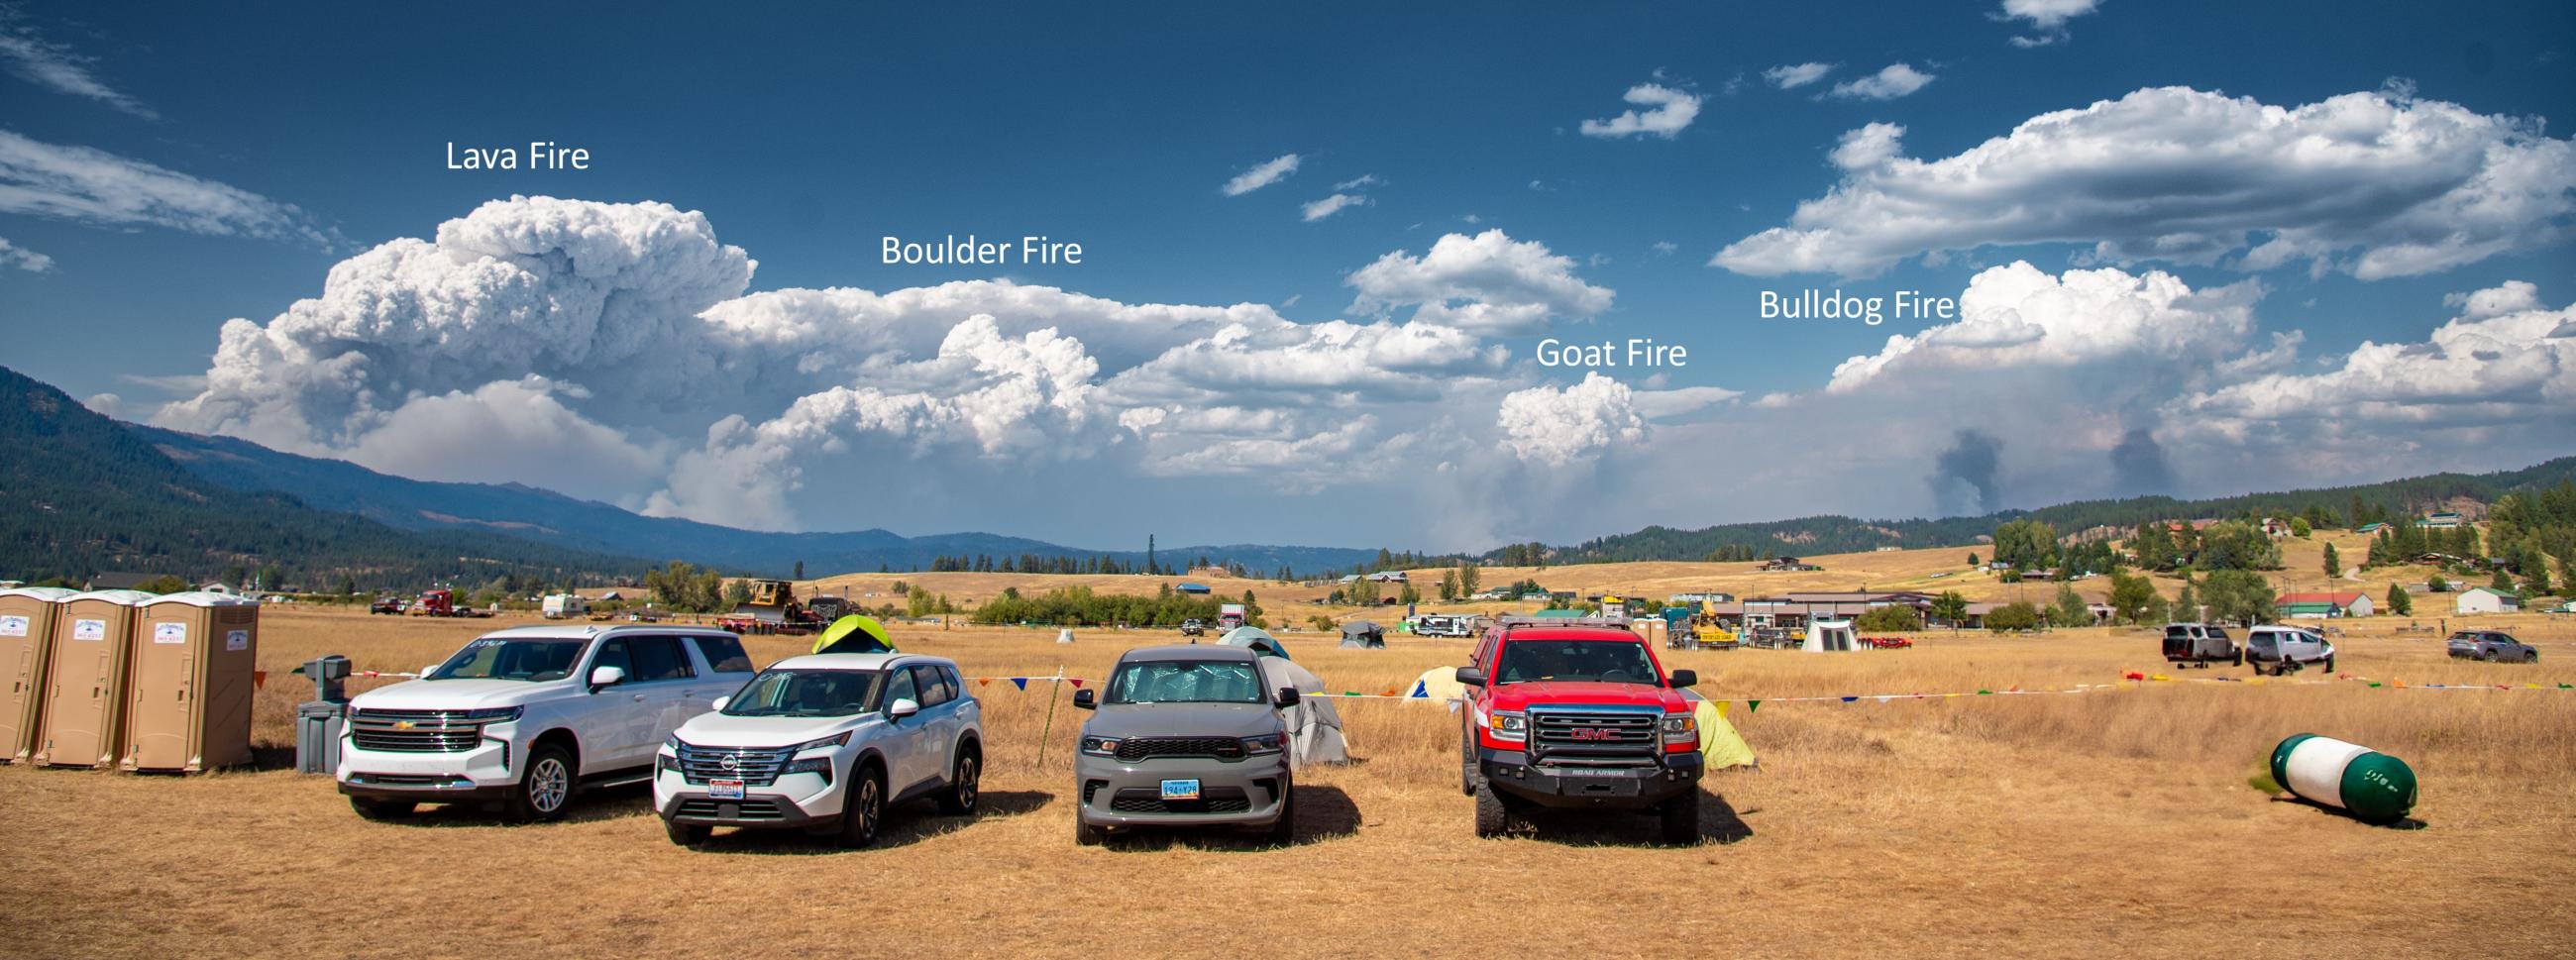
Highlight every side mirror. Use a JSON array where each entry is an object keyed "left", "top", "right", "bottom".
[
  {"left": 1072, "top": 689, "right": 1097, "bottom": 710},
  {"left": 888, "top": 697, "right": 920, "bottom": 719},
  {"left": 1275, "top": 688, "right": 1301, "bottom": 708},
  {"left": 710, "top": 694, "right": 730, "bottom": 712},
  {"left": 1454, "top": 667, "right": 1487, "bottom": 688},
  {"left": 588, "top": 665, "right": 626, "bottom": 692},
  {"left": 1667, "top": 669, "right": 1697, "bottom": 689}
]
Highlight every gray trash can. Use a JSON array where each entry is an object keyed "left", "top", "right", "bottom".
[
  {"left": 296, "top": 701, "right": 346, "bottom": 775},
  {"left": 294, "top": 654, "right": 353, "bottom": 775}
]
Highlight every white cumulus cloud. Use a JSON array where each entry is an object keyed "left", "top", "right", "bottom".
[
  {"left": 1223, "top": 154, "right": 1301, "bottom": 196},
  {"left": 1713, "top": 85, "right": 2576, "bottom": 279},
  {"left": 1763, "top": 62, "right": 1836, "bottom": 89},
  {"left": 1498, "top": 373, "right": 1645, "bottom": 466},
  {"left": 1827, "top": 63, "right": 1935, "bottom": 100},
  {"left": 1579, "top": 83, "right": 1702, "bottom": 139},
  {"left": 1825, "top": 262, "right": 2261, "bottom": 392},
  {"left": 0, "top": 235, "right": 52, "bottom": 271},
  {"left": 1346, "top": 229, "right": 1614, "bottom": 335}
]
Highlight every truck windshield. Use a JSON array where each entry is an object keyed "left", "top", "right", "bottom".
[
  {"left": 1106, "top": 660, "right": 1263, "bottom": 704},
  {"left": 1497, "top": 640, "right": 1658, "bottom": 685},
  {"left": 429, "top": 637, "right": 588, "bottom": 682},
  {"left": 722, "top": 669, "right": 882, "bottom": 717}
]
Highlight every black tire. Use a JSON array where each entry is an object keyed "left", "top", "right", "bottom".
[
  {"left": 505, "top": 743, "right": 576, "bottom": 822},
  {"left": 2483, "top": 651, "right": 2499, "bottom": 663},
  {"left": 1074, "top": 814, "right": 1106, "bottom": 846},
  {"left": 2527, "top": 652, "right": 2539, "bottom": 664},
  {"left": 937, "top": 744, "right": 981, "bottom": 815},
  {"left": 663, "top": 816, "right": 709, "bottom": 847},
  {"left": 1262, "top": 778, "right": 1296, "bottom": 846},
  {"left": 1459, "top": 720, "right": 1478, "bottom": 797},
  {"left": 1659, "top": 791, "right": 1700, "bottom": 846},
  {"left": 350, "top": 797, "right": 414, "bottom": 820},
  {"left": 1472, "top": 780, "right": 1511, "bottom": 837},
  {"left": 839, "top": 764, "right": 886, "bottom": 848},
  {"left": 2323, "top": 655, "right": 2335, "bottom": 673}
]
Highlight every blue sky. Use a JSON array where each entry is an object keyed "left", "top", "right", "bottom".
[{"left": 3, "top": 1, "right": 2573, "bottom": 553}]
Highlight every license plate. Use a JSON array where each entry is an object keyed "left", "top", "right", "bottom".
[
  {"left": 1159, "top": 779, "right": 1201, "bottom": 800},
  {"left": 709, "top": 779, "right": 745, "bottom": 800}
]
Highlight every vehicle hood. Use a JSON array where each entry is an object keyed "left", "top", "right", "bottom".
[
  {"left": 1082, "top": 701, "right": 1282, "bottom": 740},
  {"left": 350, "top": 679, "right": 563, "bottom": 710},
  {"left": 673, "top": 712, "right": 867, "bottom": 750},
  {"left": 1487, "top": 680, "right": 1686, "bottom": 712}
]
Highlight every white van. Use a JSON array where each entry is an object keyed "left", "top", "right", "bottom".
[{"left": 2245, "top": 625, "right": 2334, "bottom": 676}]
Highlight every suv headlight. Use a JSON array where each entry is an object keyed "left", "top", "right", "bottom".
[
  {"left": 663, "top": 734, "right": 683, "bottom": 754},
  {"left": 461, "top": 706, "right": 523, "bottom": 722},
  {"left": 1080, "top": 735, "right": 1121, "bottom": 757},
  {"left": 1240, "top": 733, "right": 1284, "bottom": 755},
  {"left": 1486, "top": 710, "right": 1527, "bottom": 743},
  {"left": 796, "top": 731, "right": 852, "bottom": 752},
  {"left": 1661, "top": 713, "right": 1697, "bottom": 744}
]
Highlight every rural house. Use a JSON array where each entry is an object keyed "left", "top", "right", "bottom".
[
  {"left": 2455, "top": 587, "right": 2522, "bottom": 614},
  {"left": 2275, "top": 591, "right": 2373, "bottom": 618}
]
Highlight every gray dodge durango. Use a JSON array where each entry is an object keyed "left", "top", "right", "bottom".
[{"left": 1070, "top": 644, "right": 1298, "bottom": 845}]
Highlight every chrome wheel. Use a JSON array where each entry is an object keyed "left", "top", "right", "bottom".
[
  {"left": 955, "top": 756, "right": 979, "bottom": 811},
  {"left": 528, "top": 757, "right": 570, "bottom": 813},
  {"left": 842, "top": 774, "right": 883, "bottom": 847}
]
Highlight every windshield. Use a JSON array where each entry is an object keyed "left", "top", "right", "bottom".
[
  {"left": 429, "top": 637, "right": 588, "bottom": 682},
  {"left": 1106, "top": 660, "right": 1264, "bottom": 704},
  {"left": 1497, "top": 640, "right": 1659, "bottom": 685},
  {"left": 722, "top": 669, "right": 883, "bottom": 717}
]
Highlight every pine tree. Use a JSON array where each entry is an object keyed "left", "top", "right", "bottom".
[
  {"left": 2387, "top": 583, "right": 2413, "bottom": 615},
  {"left": 2322, "top": 543, "right": 2341, "bottom": 578}
]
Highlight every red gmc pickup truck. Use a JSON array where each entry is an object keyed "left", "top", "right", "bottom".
[{"left": 1454, "top": 617, "right": 1704, "bottom": 844}]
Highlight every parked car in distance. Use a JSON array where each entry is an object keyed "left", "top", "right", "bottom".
[
  {"left": 656, "top": 653, "right": 982, "bottom": 848},
  {"left": 1069, "top": 644, "right": 1297, "bottom": 846},
  {"left": 2447, "top": 630, "right": 2538, "bottom": 663},
  {"left": 1180, "top": 618, "right": 1206, "bottom": 638},
  {"left": 368, "top": 594, "right": 406, "bottom": 615},
  {"left": 2244, "top": 625, "right": 2333, "bottom": 676},
  {"left": 337, "top": 625, "right": 756, "bottom": 822},
  {"left": 2162, "top": 623, "right": 2242, "bottom": 669},
  {"left": 1456, "top": 618, "right": 1705, "bottom": 845}
]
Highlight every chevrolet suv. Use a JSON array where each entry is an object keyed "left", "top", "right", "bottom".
[
  {"left": 338, "top": 625, "right": 755, "bottom": 822},
  {"left": 655, "top": 653, "right": 983, "bottom": 848},
  {"left": 1069, "top": 644, "right": 1298, "bottom": 845},
  {"left": 1456, "top": 619, "right": 1704, "bottom": 845}
]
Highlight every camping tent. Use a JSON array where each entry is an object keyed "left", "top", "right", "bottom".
[
  {"left": 1216, "top": 626, "right": 1291, "bottom": 660},
  {"left": 1802, "top": 618, "right": 1857, "bottom": 653},
  {"left": 1256, "top": 656, "right": 1350, "bottom": 767},
  {"left": 1340, "top": 620, "right": 1385, "bottom": 649},
  {"left": 1679, "top": 690, "right": 1758, "bottom": 770},
  {"left": 810, "top": 614, "right": 897, "bottom": 655},
  {"left": 1406, "top": 665, "right": 1467, "bottom": 712}
]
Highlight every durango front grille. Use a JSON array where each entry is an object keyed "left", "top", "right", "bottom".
[
  {"left": 674, "top": 742, "right": 795, "bottom": 787},
  {"left": 1114, "top": 737, "right": 1245, "bottom": 763},
  {"left": 349, "top": 708, "right": 487, "bottom": 753},
  {"left": 1109, "top": 787, "right": 1251, "bottom": 814},
  {"left": 1531, "top": 709, "right": 1660, "bottom": 762}
]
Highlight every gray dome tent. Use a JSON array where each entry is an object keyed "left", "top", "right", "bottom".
[{"left": 1339, "top": 620, "right": 1385, "bottom": 649}]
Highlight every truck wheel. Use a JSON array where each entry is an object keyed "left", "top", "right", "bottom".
[
  {"left": 2527, "top": 652, "right": 2539, "bottom": 664},
  {"left": 1458, "top": 723, "right": 1478, "bottom": 797},
  {"left": 350, "top": 797, "right": 413, "bottom": 820},
  {"left": 1074, "top": 815, "right": 1107, "bottom": 846},
  {"left": 2323, "top": 655, "right": 2335, "bottom": 673},
  {"left": 839, "top": 765, "right": 885, "bottom": 848},
  {"left": 505, "top": 744, "right": 576, "bottom": 822},
  {"left": 2483, "top": 651, "right": 2499, "bottom": 662},
  {"left": 937, "top": 745, "right": 981, "bottom": 815},
  {"left": 1472, "top": 781, "right": 1512, "bottom": 837},
  {"left": 1262, "top": 777, "right": 1296, "bottom": 846},
  {"left": 1659, "top": 791, "right": 1701, "bottom": 846},
  {"left": 664, "top": 816, "right": 709, "bottom": 847}
]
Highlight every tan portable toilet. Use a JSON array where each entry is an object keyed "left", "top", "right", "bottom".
[
  {"left": 34, "top": 589, "right": 153, "bottom": 769},
  {"left": 123, "top": 591, "right": 262, "bottom": 773},
  {"left": 0, "top": 587, "right": 76, "bottom": 764}
]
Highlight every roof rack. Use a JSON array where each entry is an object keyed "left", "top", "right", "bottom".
[{"left": 1492, "top": 615, "right": 1637, "bottom": 636}]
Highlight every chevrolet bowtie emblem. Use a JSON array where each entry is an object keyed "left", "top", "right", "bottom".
[{"left": 392, "top": 720, "right": 415, "bottom": 730}]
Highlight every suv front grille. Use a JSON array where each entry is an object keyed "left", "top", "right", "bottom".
[
  {"left": 1115, "top": 737, "right": 1245, "bottom": 763},
  {"left": 675, "top": 799, "right": 786, "bottom": 821},
  {"left": 349, "top": 708, "right": 487, "bottom": 753},
  {"left": 675, "top": 742, "right": 796, "bottom": 787},
  {"left": 1531, "top": 709, "right": 1660, "bottom": 763},
  {"left": 1109, "top": 787, "right": 1251, "bottom": 814}
]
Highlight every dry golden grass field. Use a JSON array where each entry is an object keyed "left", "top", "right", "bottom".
[{"left": 6, "top": 602, "right": 2575, "bottom": 959}]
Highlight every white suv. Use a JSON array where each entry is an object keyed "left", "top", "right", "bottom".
[
  {"left": 656, "top": 653, "right": 983, "bottom": 848},
  {"left": 338, "top": 625, "right": 756, "bottom": 821}
]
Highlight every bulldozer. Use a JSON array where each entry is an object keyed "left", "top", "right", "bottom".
[{"left": 718, "top": 579, "right": 821, "bottom": 635}]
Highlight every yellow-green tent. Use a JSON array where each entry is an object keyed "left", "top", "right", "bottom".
[
  {"left": 1680, "top": 690, "right": 1758, "bottom": 770},
  {"left": 811, "top": 614, "right": 896, "bottom": 655}
]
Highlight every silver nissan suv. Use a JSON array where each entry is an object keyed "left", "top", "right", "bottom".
[{"left": 1069, "top": 644, "right": 1297, "bottom": 845}]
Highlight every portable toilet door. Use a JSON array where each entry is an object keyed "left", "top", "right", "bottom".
[
  {"left": 0, "top": 587, "right": 76, "bottom": 763},
  {"left": 125, "top": 591, "right": 261, "bottom": 773},
  {"left": 35, "top": 589, "right": 153, "bottom": 768}
]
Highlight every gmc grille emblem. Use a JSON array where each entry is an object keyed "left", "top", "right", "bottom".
[{"left": 1571, "top": 728, "right": 1615, "bottom": 741}]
